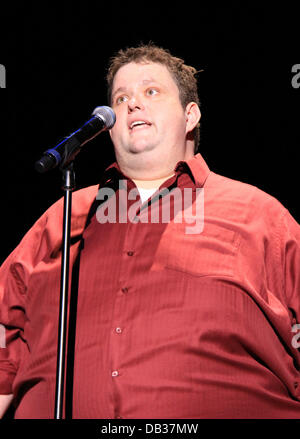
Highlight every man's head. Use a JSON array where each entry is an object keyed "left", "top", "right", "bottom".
[{"left": 106, "top": 44, "right": 201, "bottom": 179}]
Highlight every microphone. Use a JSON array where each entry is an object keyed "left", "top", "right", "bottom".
[{"left": 35, "top": 106, "right": 116, "bottom": 173}]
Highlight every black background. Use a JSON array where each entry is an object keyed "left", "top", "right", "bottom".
[{"left": 0, "top": 3, "right": 299, "bottom": 263}]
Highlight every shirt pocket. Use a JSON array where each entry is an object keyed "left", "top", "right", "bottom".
[{"left": 152, "top": 216, "right": 241, "bottom": 278}]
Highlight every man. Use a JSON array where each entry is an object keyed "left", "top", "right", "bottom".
[{"left": 0, "top": 44, "right": 300, "bottom": 419}]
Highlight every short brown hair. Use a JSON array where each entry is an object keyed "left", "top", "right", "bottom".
[{"left": 106, "top": 43, "right": 201, "bottom": 151}]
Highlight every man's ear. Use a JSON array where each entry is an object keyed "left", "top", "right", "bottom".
[{"left": 185, "top": 102, "right": 201, "bottom": 134}]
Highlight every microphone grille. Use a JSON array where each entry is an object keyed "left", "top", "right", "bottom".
[{"left": 92, "top": 106, "right": 116, "bottom": 129}]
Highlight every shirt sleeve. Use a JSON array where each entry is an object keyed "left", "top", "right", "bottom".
[
  {"left": 0, "top": 216, "right": 46, "bottom": 394},
  {"left": 0, "top": 185, "right": 97, "bottom": 395},
  {"left": 280, "top": 208, "right": 300, "bottom": 323}
]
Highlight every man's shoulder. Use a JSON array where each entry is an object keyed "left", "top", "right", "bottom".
[
  {"left": 18, "top": 185, "right": 99, "bottom": 246},
  {"left": 44, "top": 184, "right": 99, "bottom": 218},
  {"left": 205, "top": 170, "right": 288, "bottom": 222},
  {"left": 68, "top": 184, "right": 99, "bottom": 215},
  {"left": 4, "top": 185, "right": 100, "bottom": 266}
]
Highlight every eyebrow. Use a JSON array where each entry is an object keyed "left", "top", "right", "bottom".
[
  {"left": 111, "top": 78, "right": 160, "bottom": 101},
  {"left": 111, "top": 87, "right": 127, "bottom": 101}
]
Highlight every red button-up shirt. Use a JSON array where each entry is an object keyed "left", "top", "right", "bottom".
[{"left": 0, "top": 153, "right": 300, "bottom": 418}]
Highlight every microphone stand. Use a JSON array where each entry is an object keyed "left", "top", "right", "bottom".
[
  {"left": 34, "top": 106, "right": 115, "bottom": 419},
  {"left": 54, "top": 162, "right": 75, "bottom": 419}
]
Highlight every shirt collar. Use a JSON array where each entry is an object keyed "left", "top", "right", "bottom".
[
  {"left": 175, "top": 153, "right": 210, "bottom": 187},
  {"left": 99, "top": 153, "right": 210, "bottom": 188}
]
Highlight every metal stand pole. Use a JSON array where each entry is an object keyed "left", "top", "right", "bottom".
[{"left": 54, "top": 163, "right": 75, "bottom": 419}]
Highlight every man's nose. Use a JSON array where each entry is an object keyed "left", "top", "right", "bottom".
[{"left": 128, "top": 95, "right": 144, "bottom": 112}]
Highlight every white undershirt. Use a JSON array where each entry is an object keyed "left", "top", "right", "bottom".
[
  {"left": 137, "top": 187, "right": 159, "bottom": 204},
  {"left": 132, "top": 173, "right": 175, "bottom": 205}
]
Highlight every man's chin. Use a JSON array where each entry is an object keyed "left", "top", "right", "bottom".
[{"left": 127, "top": 142, "right": 156, "bottom": 154}]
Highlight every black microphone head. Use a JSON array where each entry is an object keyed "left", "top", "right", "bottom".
[
  {"left": 92, "top": 106, "right": 116, "bottom": 129},
  {"left": 34, "top": 153, "right": 57, "bottom": 173}
]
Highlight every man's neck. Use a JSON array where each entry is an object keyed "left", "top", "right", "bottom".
[
  {"left": 132, "top": 173, "right": 175, "bottom": 189},
  {"left": 115, "top": 144, "right": 195, "bottom": 183}
]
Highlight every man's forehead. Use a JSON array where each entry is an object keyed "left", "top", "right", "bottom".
[{"left": 111, "top": 62, "right": 176, "bottom": 92}]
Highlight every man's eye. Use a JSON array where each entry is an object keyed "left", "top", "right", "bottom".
[
  {"left": 146, "top": 88, "right": 158, "bottom": 96},
  {"left": 116, "top": 95, "right": 128, "bottom": 105}
]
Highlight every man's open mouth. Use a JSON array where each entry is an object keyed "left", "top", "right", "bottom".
[{"left": 129, "top": 120, "right": 151, "bottom": 130}]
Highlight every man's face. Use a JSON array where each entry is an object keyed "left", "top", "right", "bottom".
[{"left": 109, "top": 62, "right": 197, "bottom": 175}]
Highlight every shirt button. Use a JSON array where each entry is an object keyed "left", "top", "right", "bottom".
[
  {"left": 127, "top": 251, "right": 134, "bottom": 256},
  {"left": 121, "top": 287, "right": 128, "bottom": 294},
  {"left": 112, "top": 370, "right": 119, "bottom": 377},
  {"left": 115, "top": 327, "right": 122, "bottom": 334}
]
